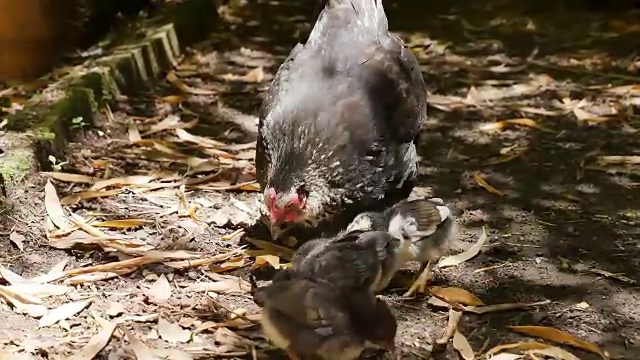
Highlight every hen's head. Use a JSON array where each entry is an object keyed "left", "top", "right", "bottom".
[{"left": 265, "top": 185, "right": 312, "bottom": 225}]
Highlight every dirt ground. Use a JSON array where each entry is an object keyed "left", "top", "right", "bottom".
[{"left": 1, "top": 0, "right": 640, "bottom": 359}]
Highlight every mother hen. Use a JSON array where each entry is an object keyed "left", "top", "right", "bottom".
[{"left": 256, "top": 0, "right": 427, "bottom": 244}]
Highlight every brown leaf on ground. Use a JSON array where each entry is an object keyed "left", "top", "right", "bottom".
[{"left": 509, "top": 325, "right": 608, "bottom": 359}]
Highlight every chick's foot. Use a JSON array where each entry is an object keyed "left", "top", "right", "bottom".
[{"left": 403, "top": 261, "right": 435, "bottom": 298}]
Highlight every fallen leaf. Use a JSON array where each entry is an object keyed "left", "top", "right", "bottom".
[
  {"left": 70, "top": 317, "right": 117, "bottom": 360},
  {"left": 6, "top": 283, "right": 71, "bottom": 299},
  {"left": 157, "top": 317, "right": 192, "bottom": 343},
  {"left": 123, "top": 328, "right": 158, "bottom": 360},
  {"left": 573, "top": 301, "right": 590, "bottom": 310},
  {"left": 210, "top": 257, "right": 247, "bottom": 273},
  {"left": 251, "top": 255, "right": 280, "bottom": 270},
  {"left": 92, "top": 219, "right": 153, "bottom": 229},
  {"left": 166, "top": 71, "right": 216, "bottom": 95},
  {"left": 128, "top": 124, "right": 142, "bottom": 142},
  {"left": 42, "top": 172, "right": 97, "bottom": 184},
  {"left": 465, "top": 300, "right": 551, "bottom": 314},
  {"left": 91, "top": 175, "right": 156, "bottom": 191},
  {"left": 437, "top": 226, "right": 487, "bottom": 268},
  {"left": 479, "top": 118, "right": 554, "bottom": 133},
  {"left": 39, "top": 299, "right": 91, "bottom": 328},
  {"left": 184, "top": 279, "right": 250, "bottom": 294},
  {"left": 159, "top": 95, "right": 187, "bottom": 104},
  {"left": 453, "top": 330, "right": 475, "bottom": 360},
  {"left": 528, "top": 346, "right": 581, "bottom": 360},
  {"left": 60, "top": 189, "right": 123, "bottom": 206},
  {"left": 509, "top": 325, "right": 607, "bottom": 359},
  {"left": 44, "top": 180, "right": 74, "bottom": 230},
  {"left": 486, "top": 342, "right": 550, "bottom": 357},
  {"left": 471, "top": 173, "right": 506, "bottom": 197},
  {"left": 243, "top": 238, "right": 294, "bottom": 261},
  {"left": 146, "top": 274, "right": 172, "bottom": 303},
  {"left": 430, "top": 286, "right": 485, "bottom": 306},
  {"left": 596, "top": 155, "right": 640, "bottom": 166},
  {"left": 485, "top": 353, "right": 524, "bottom": 360},
  {"left": 436, "top": 309, "right": 462, "bottom": 344},
  {"left": 9, "top": 232, "right": 25, "bottom": 251},
  {"left": 106, "top": 301, "right": 125, "bottom": 317}
]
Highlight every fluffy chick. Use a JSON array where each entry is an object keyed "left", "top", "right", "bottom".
[
  {"left": 346, "top": 198, "right": 458, "bottom": 297},
  {"left": 252, "top": 277, "right": 397, "bottom": 359}
]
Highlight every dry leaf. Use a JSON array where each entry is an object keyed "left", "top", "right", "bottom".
[
  {"left": 438, "top": 226, "right": 487, "bottom": 268},
  {"left": 596, "top": 155, "right": 640, "bottom": 166},
  {"left": 528, "top": 346, "right": 581, "bottom": 360},
  {"left": 184, "top": 279, "right": 250, "bottom": 294},
  {"left": 39, "top": 299, "right": 91, "bottom": 328},
  {"left": 472, "top": 173, "right": 506, "bottom": 196},
  {"left": 0, "top": 285, "right": 48, "bottom": 317},
  {"left": 485, "top": 354, "right": 523, "bottom": 360},
  {"left": 42, "top": 172, "right": 97, "bottom": 184},
  {"left": 146, "top": 274, "right": 172, "bottom": 303},
  {"left": 128, "top": 124, "right": 142, "bottom": 142},
  {"left": 509, "top": 326, "right": 607, "bottom": 359},
  {"left": 92, "top": 219, "right": 153, "bottom": 229},
  {"left": 479, "top": 118, "right": 553, "bottom": 133},
  {"left": 91, "top": 175, "right": 155, "bottom": 191},
  {"left": 6, "top": 283, "right": 71, "bottom": 299},
  {"left": 486, "top": 342, "right": 551, "bottom": 357},
  {"left": 123, "top": 328, "right": 159, "bottom": 360},
  {"left": 243, "top": 238, "right": 294, "bottom": 261},
  {"left": 157, "top": 317, "right": 192, "bottom": 343},
  {"left": 70, "top": 317, "right": 117, "bottom": 360},
  {"left": 453, "top": 331, "right": 475, "bottom": 360},
  {"left": 159, "top": 95, "right": 187, "bottom": 104},
  {"left": 166, "top": 71, "right": 216, "bottom": 95},
  {"left": 436, "top": 309, "right": 463, "bottom": 344},
  {"left": 9, "top": 232, "right": 25, "bottom": 251},
  {"left": 106, "top": 301, "right": 125, "bottom": 317},
  {"left": 210, "top": 257, "right": 247, "bottom": 273},
  {"left": 44, "top": 180, "right": 74, "bottom": 230},
  {"left": 465, "top": 300, "right": 550, "bottom": 314},
  {"left": 430, "top": 286, "right": 485, "bottom": 306},
  {"left": 252, "top": 255, "right": 280, "bottom": 270},
  {"left": 60, "top": 189, "right": 123, "bottom": 206}
]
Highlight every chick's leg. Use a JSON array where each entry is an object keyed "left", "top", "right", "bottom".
[{"left": 403, "top": 261, "right": 435, "bottom": 298}]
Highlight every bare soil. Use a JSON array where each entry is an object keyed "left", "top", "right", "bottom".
[{"left": 1, "top": 0, "right": 639, "bottom": 359}]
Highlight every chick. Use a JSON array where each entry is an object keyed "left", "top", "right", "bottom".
[
  {"left": 346, "top": 198, "right": 458, "bottom": 297},
  {"left": 272, "top": 230, "right": 403, "bottom": 294},
  {"left": 252, "top": 277, "right": 397, "bottom": 360}
]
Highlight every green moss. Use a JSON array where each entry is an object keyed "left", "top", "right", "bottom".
[{"left": 0, "top": 147, "right": 34, "bottom": 182}]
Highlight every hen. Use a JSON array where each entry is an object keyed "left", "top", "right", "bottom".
[
  {"left": 346, "top": 197, "right": 458, "bottom": 297},
  {"left": 255, "top": 0, "right": 427, "bottom": 244}
]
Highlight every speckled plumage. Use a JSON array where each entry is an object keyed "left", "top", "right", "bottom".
[{"left": 256, "top": 0, "right": 427, "bottom": 242}]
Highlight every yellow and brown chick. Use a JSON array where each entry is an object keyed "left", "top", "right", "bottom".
[{"left": 346, "top": 197, "right": 458, "bottom": 297}]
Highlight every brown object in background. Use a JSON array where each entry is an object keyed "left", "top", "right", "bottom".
[{"left": 0, "top": 0, "right": 77, "bottom": 82}]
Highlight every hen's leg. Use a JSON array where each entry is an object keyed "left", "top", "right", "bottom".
[{"left": 403, "top": 261, "right": 435, "bottom": 298}]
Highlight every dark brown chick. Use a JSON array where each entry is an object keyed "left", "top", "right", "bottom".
[
  {"left": 346, "top": 198, "right": 458, "bottom": 297},
  {"left": 253, "top": 277, "right": 397, "bottom": 360}
]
